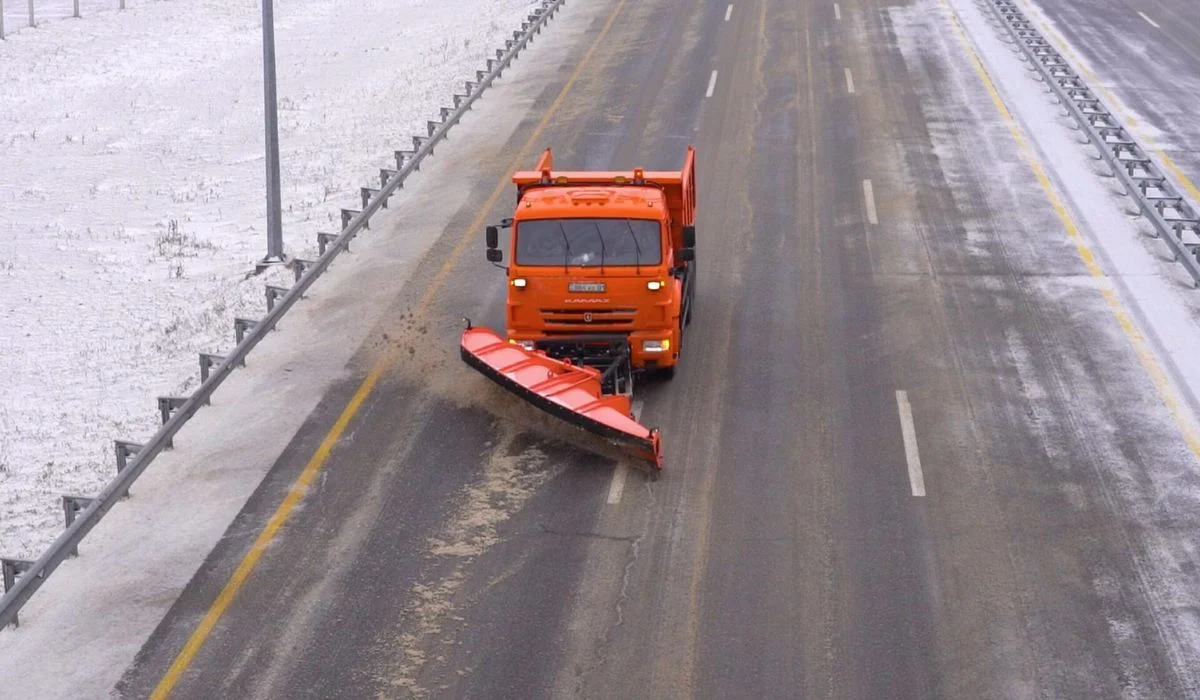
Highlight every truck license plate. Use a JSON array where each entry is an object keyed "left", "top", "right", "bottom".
[{"left": 568, "top": 282, "right": 606, "bottom": 293}]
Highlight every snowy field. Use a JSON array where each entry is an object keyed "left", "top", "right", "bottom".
[{"left": 0, "top": 0, "right": 539, "bottom": 561}]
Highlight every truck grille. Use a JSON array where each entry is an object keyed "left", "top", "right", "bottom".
[{"left": 539, "top": 307, "right": 637, "bottom": 327}]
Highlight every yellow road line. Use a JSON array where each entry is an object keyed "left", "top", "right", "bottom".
[
  {"left": 939, "top": 0, "right": 1200, "bottom": 458},
  {"left": 149, "top": 0, "right": 631, "bottom": 695}
]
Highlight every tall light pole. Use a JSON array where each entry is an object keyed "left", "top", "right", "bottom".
[{"left": 258, "top": 0, "right": 286, "bottom": 269}]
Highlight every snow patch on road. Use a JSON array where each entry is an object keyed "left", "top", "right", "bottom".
[
  {"left": 0, "top": 0, "right": 539, "bottom": 560},
  {"left": 382, "top": 430, "right": 557, "bottom": 696}
]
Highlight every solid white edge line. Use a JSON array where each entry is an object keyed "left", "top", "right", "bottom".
[
  {"left": 896, "top": 391, "right": 927, "bottom": 497},
  {"left": 725, "top": 4, "right": 732, "bottom": 21},
  {"left": 834, "top": 2, "right": 841, "bottom": 20},
  {"left": 844, "top": 67, "right": 855, "bottom": 94},
  {"left": 1137, "top": 11, "right": 1160, "bottom": 29},
  {"left": 706, "top": 69, "right": 719, "bottom": 98},
  {"left": 862, "top": 178, "right": 878, "bottom": 224},
  {"left": 607, "top": 463, "right": 629, "bottom": 504},
  {"left": 608, "top": 398, "right": 643, "bottom": 505}
]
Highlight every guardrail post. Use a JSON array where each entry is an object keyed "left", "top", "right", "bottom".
[
  {"left": 2, "top": 558, "right": 36, "bottom": 625},
  {"left": 291, "top": 258, "right": 314, "bottom": 283},
  {"left": 380, "top": 168, "right": 398, "bottom": 189},
  {"left": 395, "top": 149, "right": 414, "bottom": 170},
  {"left": 361, "top": 187, "right": 386, "bottom": 210},
  {"left": 341, "top": 209, "right": 366, "bottom": 231},
  {"left": 114, "top": 440, "right": 142, "bottom": 497},
  {"left": 62, "top": 496, "right": 95, "bottom": 556},
  {"left": 27, "top": 0, "right": 34, "bottom": 27},
  {"left": 1, "top": 0, "right": 6, "bottom": 41},
  {"left": 234, "top": 317, "right": 259, "bottom": 349},
  {"left": 198, "top": 352, "right": 225, "bottom": 386},
  {"left": 265, "top": 285, "right": 288, "bottom": 312},
  {"left": 317, "top": 232, "right": 339, "bottom": 255},
  {"left": 2, "top": 558, "right": 33, "bottom": 594},
  {"left": 157, "top": 397, "right": 188, "bottom": 447},
  {"left": 73, "top": 0, "right": 80, "bottom": 18}
]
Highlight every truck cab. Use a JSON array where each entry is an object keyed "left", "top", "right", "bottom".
[{"left": 485, "top": 148, "right": 697, "bottom": 383}]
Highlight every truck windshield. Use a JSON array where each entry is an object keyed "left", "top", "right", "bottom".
[{"left": 515, "top": 218, "right": 662, "bottom": 267}]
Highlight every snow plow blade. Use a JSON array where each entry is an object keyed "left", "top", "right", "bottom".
[{"left": 460, "top": 325, "right": 663, "bottom": 469}]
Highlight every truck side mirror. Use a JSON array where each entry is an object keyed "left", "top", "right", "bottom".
[
  {"left": 682, "top": 225, "right": 696, "bottom": 249},
  {"left": 676, "top": 248, "right": 695, "bottom": 262},
  {"left": 485, "top": 225, "right": 499, "bottom": 249},
  {"left": 486, "top": 248, "right": 504, "bottom": 263}
]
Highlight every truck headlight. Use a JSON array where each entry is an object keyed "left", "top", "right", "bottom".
[
  {"left": 512, "top": 278, "right": 528, "bottom": 289},
  {"left": 517, "top": 340, "right": 535, "bottom": 350},
  {"left": 646, "top": 280, "right": 664, "bottom": 291},
  {"left": 642, "top": 339, "right": 671, "bottom": 352}
]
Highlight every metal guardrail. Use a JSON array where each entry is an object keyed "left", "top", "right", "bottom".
[
  {"left": 982, "top": 0, "right": 1200, "bottom": 284},
  {"left": 0, "top": 0, "right": 567, "bottom": 629}
]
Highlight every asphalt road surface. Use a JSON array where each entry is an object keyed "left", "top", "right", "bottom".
[{"left": 117, "top": 0, "right": 1200, "bottom": 697}]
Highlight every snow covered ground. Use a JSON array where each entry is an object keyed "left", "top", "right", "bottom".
[{"left": 0, "top": 0, "right": 540, "bottom": 561}]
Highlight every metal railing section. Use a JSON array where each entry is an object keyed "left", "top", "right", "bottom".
[
  {"left": 982, "top": 0, "right": 1200, "bottom": 284},
  {"left": 0, "top": 0, "right": 567, "bottom": 630}
]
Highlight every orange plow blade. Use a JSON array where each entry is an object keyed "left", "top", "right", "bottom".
[{"left": 460, "top": 326, "right": 663, "bottom": 469}]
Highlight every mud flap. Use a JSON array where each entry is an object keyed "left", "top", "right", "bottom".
[{"left": 460, "top": 325, "right": 663, "bottom": 470}]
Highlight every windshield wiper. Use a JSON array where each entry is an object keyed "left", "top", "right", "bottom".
[
  {"left": 557, "top": 220, "right": 571, "bottom": 273},
  {"left": 592, "top": 221, "right": 607, "bottom": 274},
  {"left": 624, "top": 219, "right": 642, "bottom": 275}
]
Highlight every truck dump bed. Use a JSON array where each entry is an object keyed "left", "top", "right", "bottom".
[{"left": 512, "top": 146, "right": 696, "bottom": 251}]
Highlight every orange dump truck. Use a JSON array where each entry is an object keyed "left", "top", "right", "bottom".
[{"left": 461, "top": 146, "right": 697, "bottom": 471}]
